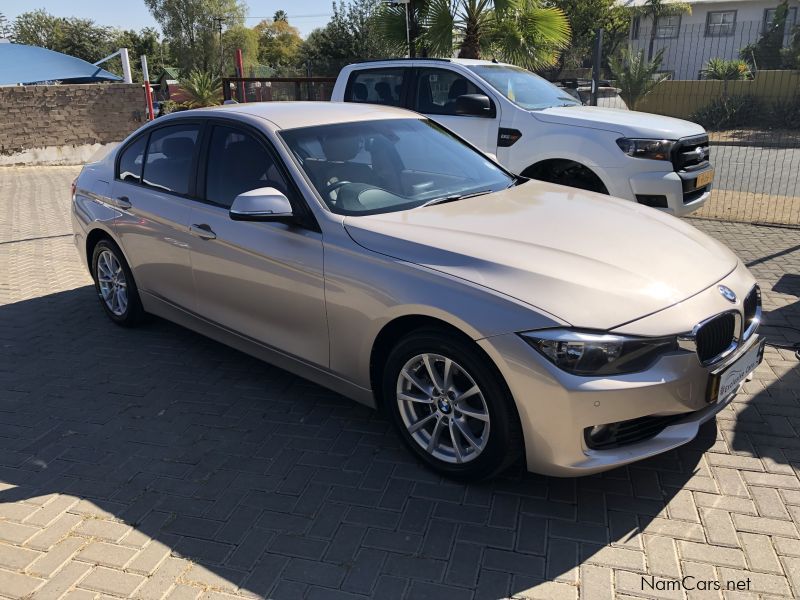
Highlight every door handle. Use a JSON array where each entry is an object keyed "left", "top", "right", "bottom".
[
  {"left": 111, "top": 195, "right": 131, "bottom": 210},
  {"left": 189, "top": 223, "right": 216, "bottom": 240}
]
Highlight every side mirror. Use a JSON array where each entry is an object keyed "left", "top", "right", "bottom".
[
  {"left": 229, "top": 187, "right": 294, "bottom": 222},
  {"left": 455, "top": 94, "right": 494, "bottom": 117}
]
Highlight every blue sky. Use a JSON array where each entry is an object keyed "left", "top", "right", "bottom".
[{"left": 3, "top": 0, "right": 333, "bottom": 37}]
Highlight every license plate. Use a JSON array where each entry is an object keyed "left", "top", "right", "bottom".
[
  {"left": 708, "top": 339, "right": 765, "bottom": 403},
  {"left": 695, "top": 169, "right": 714, "bottom": 188}
]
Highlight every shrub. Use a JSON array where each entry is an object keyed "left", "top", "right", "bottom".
[
  {"left": 771, "top": 96, "right": 800, "bottom": 129},
  {"left": 690, "top": 95, "right": 762, "bottom": 130},
  {"left": 701, "top": 58, "right": 751, "bottom": 81}
]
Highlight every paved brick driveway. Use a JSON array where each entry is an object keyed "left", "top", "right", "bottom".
[{"left": 1, "top": 166, "right": 799, "bottom": 600}]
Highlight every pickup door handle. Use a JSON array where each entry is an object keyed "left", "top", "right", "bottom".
[
  {"left": 112, "top": 196, "right": 131, "bottom": 209},
  {"left": 189, "top": 223, "right": 216, "bottom": 240}
]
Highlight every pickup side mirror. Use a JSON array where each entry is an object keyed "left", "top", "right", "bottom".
[
  {"left": 455, "top": 94, "right": 495, "bottom": 118},
  {"left": 229, "top": 187, "right": 294, "bottom": 222}
]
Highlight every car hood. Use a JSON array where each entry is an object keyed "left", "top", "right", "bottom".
[
  {"left": 343, "top": 182, "right": 737, "bottom": 330},
  {"left": 533, "top": 106, "right": 706, "bottom": 139}
]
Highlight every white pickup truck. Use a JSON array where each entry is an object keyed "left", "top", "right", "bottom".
[{"left": 331, "top": 58, "right": 714, "bottom": 216}]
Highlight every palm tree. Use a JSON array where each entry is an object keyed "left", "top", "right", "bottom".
[
  {"left": 180, "top": 70, "right": 223, "bottom": 108},
  {"left": 632, "top": 0, "right": 691, "bottom": 60},
  {"left": 607, "top": 47, "right": 669, "bottom": 110},
  {"left": 376, "top": 0, "right": 571, "bottom": 71}
]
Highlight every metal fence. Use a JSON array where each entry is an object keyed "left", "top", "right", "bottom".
[
  {"left": 622, "top": 20, "right": 799, "bottom": 226},
  {"left": 222, "top": 77, "right": 337, "bottom": 103}
]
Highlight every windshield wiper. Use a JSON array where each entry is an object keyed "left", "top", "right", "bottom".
[{"left": 420, "top": 189, "right": 493, "bottom": 208}]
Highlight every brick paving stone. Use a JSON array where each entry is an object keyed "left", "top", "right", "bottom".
[{"left": 1, "top": 168, "right": 800, "bottom": 599}]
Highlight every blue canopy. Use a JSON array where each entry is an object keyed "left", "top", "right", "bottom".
[{"left": 0, "top": 43, "right": 123, "bottom": 85}]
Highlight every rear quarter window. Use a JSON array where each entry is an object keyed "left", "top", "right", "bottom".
[
  {"left": 117, "top": 135, "right": 147, "bottom": 183},
  {"left": 346, "top": 68, "right": 407, "bottom": 107}
]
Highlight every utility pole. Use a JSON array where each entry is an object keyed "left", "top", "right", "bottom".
[
  {"left": 591, "top": 28, "right": 604, "bottom": 106},
  {"left": 213, "top": 17, "right": 224, "bottom": 76},
  {"left": 385, "top": 0, "right": 413, "bottom": 58}
]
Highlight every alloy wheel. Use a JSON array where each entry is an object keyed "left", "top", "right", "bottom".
[
  {"left": 396, "top": 353, "right": 490, "bottom": 464},
  {"left": 96, "top": 249, "right": 128, "bottom": 316}
]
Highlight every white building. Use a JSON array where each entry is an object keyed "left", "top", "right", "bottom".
[{"left": 618, "top": 0, "right": 799, "bottom": 79}]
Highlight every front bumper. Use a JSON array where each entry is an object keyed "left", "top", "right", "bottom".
[
  {"left": 627, "top": 168, "right": 712, "bottom": 217},
  {"left": 479, "top": 269, "right": 759, "bottom": 477}
]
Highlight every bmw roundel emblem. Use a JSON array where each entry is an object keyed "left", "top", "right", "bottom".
[{"left": 719, "top": 285, "right": 737, "bottom": 303}]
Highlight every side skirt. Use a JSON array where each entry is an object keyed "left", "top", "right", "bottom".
[{"left": 140, "top": 291, "right": 376, "bottom": 408}]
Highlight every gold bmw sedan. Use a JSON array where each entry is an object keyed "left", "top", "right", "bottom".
[{"left": 71, "top": 102, "right": 763, "bottom": 480}]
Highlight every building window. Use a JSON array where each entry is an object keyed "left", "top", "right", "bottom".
[
  {"left": 764, "top": 7, "right": 798, "bottom": 33},
  {"left": 631, "top": 16, "right": 641, "bottom": 39},
  {"left": 706, "top": 10, "right": 737, "bottom": 37},
  {"left": 655, "top": 14, "right": 681, "bottom": 38}
]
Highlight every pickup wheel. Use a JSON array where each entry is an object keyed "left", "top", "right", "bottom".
[{"left": 523, "top": 160, "right": 609, "bottom": 194}]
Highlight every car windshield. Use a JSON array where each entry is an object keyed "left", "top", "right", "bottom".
[
  {"left": 279, "top": 118, "right": 514, "bottom": 216},
  {"left": 468, "top": 64, "right": 581, "bottom": 110}
]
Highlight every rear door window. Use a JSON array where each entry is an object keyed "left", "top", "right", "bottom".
[
  {"left": 346, "top": 68, "right": 408, "bottom": 107},
  {"left": 142, "top": 124, "right": 201, "bottom": 195}
]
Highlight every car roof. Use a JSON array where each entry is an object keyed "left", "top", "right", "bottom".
[
  {"left": 349, "top": 57, "right": 507, "bottom": 66},
  {"left": 195, "top": 101, "right": 419, "bottom": 130}
]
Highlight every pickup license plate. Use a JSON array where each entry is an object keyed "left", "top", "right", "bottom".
[
  {"left": 708, "top": 339, "right": 765, "bottom": 403},
  {"left": 695, "top": 169, "right": 714, "bottom": 188}
]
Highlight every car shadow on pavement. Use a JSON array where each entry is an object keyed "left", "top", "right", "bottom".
[
  {"left": 727, "top": 277, "right": 800, "bottom": 479},
  {"left": 0, "top": 285, "right": 778, "bottom": 600}
]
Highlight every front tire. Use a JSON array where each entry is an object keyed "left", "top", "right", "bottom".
[
  {"left": 383, "top": 330, "right": 523, "bottom": 480},
  {"left": 91, "top": 239, "right": 144, "bottom": 326}
]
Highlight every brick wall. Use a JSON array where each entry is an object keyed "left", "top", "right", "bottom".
[{"left": 0, "top": 84, "right": 145, "bottom": 156}]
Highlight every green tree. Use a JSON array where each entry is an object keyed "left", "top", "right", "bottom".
[
  {"left": 740, "top": 0, "right": 790, "bottom": 69},
  {"left": 375, "top": 0, "right": 571, "bottom": 71},
  {"left": 550, "top": 0, "right": 629, "bottom": 76},
  {"left": 144, "top": 0, "right": 246, "bottom": 75},
  {"left": 106, "top": 28, "right": 163, "bottom": 81},
  {"left": 255, "top": 13, "right": 303, "bottom": 72},
  {"left": 0, "top": 12, "right": 13, "bottom": 40},
  {"left": 12, "top": 10, "right": 119, "bottom": 63},
  {"left": 607, "top": 47, "right": 668, "bottom": 110},
  {"left": 298, "top": 0, "right": 394, "bottom": 75},
  {"left": 631, "top": 0, "right": 691, "bottom": 61},
  {"left": 221, "top": 25, "right": 259, "bottom": 75},
  {"left": 181, "top": 69, "right": 223, "bottom": 106}
]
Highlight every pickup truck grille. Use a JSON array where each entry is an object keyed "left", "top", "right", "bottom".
[{"left": 672, "top": 135, "right": 710, "bottom": 172}]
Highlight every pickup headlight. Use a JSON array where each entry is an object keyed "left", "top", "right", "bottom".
[
  {"left": 616, "top": 138, "right": 675, "bottom": 161},
  {"left": 520, "top": 329, "right": 678, "bottom": 376}
]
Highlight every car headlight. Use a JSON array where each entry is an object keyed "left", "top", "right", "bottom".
[
  {"left": 616, "top": 138, "right": 675, "bottom": 161},
  {"left": 520, "top": 329, "right": 678, "bottom": 376}
]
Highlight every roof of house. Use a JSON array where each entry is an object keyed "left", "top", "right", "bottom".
[
  {"left": 0, "top": 44, "right": 122, "bottom": 85},
  {"left": 153, "top": 67, "right": 181, "bottom": 83}
]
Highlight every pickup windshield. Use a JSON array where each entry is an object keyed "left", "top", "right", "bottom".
[
  {"left": 280, "top": 118, "right": 513, "bottom": 216},
  {"left": 468, "top": 64, "right": 580, "bottom": 110}
]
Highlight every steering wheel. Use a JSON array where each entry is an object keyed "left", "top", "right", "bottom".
[{"left": 325, "top": 180, "right": 352, "bottom": 196}]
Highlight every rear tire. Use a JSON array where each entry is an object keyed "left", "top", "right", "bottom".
[
  {"left": 382, "top": 329, "right": 523, "bottom": 480},
  {"left": 91, "top": 239, "right": 145, "bottom": 326}
]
